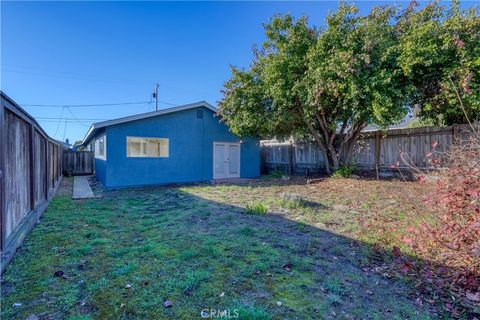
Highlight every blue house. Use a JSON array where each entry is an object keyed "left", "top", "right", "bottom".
[{"left": 81, "top": 102, "right": 260, "bottom": 188}]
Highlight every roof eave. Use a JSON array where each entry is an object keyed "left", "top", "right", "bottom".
[
  {"left": 81, "top": 124, "right": 97, "bottom": 146},
  {"left": 80, "top": 101, "right": 217, "bottom": 145}
]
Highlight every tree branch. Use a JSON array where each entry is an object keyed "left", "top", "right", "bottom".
[{"left": 296, "top": 99, "right": 331, "bottom": 173}]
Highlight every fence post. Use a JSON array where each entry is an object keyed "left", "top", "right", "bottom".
[
  {"left": 45, "top": 142, "right": 50, "bottom": 198},
  {"left": 375, "top": 130, "right": 381, "bottom": 180},
  {"left": 0, "top": 100, "right": 5, "bottom": 252},
  {"left": 452, "top": 124, "right": 458, "bottom": 142},
  {"left": 29, "top": 124, "right": 35, "bottom": 210},
  {"left": 288, "top": 142, "right": 295, "bottom": 175},
  {"left": 44, "top": 140, "right": 47, "bottom": 199}
]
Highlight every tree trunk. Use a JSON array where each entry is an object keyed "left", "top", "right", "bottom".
[
  {"left": 297, "top": 101, "right": 365, "bottom": 174},
  {"left": 296, "top": 100, "right": 332, "bottom": 174},
  {"left": 317, "top": 144, "right": 331, "bottom": 174},
  {"left": 340, "top": 123, "right": 365, "bottom": 166},
  {"left": 315, "top": 112, "right": 341, "bottom": 172},
  {"left": 307, "top": 130, "right": 331, "bottom": 174},
  {"left": 327, "top": 145, "right": 340, "bottom": 170},
  {"left": 343, "top": 140, "right": 356, "bottom": 166}
]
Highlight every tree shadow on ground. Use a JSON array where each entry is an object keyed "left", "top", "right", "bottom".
[{"left": 0, "top": 178, "right": 452, "bottom": 319}]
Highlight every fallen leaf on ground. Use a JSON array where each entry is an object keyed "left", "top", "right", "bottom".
[
  {"left": 466, "top": 292, "right": 480, "bottom": 302},
  {"left": 415, "top": 298, "right": 423, "bottom": 306},
  {"left": 77, "top": 260, "right": 87, "bottom": 270},
  {"left": 399, "top": 262, "right": 412, "bottom": 273},
  {"left": 282, "top": 262, "right": 292, "bottom": 271},
  {"left": 53, "top": 270, "right": 64, "bottom": 277},
  {"left": 392, "top": 246, "right": 402, "bottom": 257},
  {"left": 53, "top": 270, "right": 68, "bottom": 279}
]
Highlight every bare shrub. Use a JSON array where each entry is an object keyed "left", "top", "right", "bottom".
[
  {"left": 423, "top": 137, "right": 480, "bottom": 273},
  {"left": 392, "top": 130, "right": 480, "bottom": 315},
  {"left": 410, "top": 136, "right": 479, "bottom": 273}
]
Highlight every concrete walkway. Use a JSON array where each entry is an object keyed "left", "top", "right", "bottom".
[{"left": 72, "top": 176, "right": 95, "bottom": 199}]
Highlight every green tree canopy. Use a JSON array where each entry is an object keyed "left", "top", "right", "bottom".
[
  {"left": 396, "top": 0, "right": 480, "bottom": 125},
  {"left": 219, "top": 1, "right": 479, "bottom": 173}
]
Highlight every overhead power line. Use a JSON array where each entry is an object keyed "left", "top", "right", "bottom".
[
  {"left": 35, "top": 120, "right": 91, "bottom": 127},
  {"left": 35, "top": 117, "right": 109, "bottom": 121},
  {"left": 21, "top": 100, "right": 177, "bottom": 108},
  {"left": 63, "top": 119, "right": 68, "bottom": 141},
  {"left": 53, "top": 107, "right": 65, "bottom": 138},
  {"left": 22, "top": 101, "right": 153, "bottom": 107},
  {"left": 65, "top": 106, "right": 98, "bottom": 126}
]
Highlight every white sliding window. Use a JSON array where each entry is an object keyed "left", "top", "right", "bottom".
[
  {"left": 94, "top": 135, "right": 106, "bottom": 160},
  {"left": 126, "top": 137, "right": 169, "bottom": 158}
]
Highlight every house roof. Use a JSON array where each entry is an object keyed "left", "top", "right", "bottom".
[
  {"left": 362, "top": 115, "right": 417, "bottom": 132},
  {"left": 81, "top": 101, "right": 217, "bottom": 145},
  {"left": 53, "top": 139, "right": 72, "bottom": 149}
]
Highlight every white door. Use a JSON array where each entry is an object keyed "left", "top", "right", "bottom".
[{"left": 213, "top": 142, "right": 240, "bottom": 179}]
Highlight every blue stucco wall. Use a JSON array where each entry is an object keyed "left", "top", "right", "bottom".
[
  {"left": 90, "top": 107, "right": 259, "bottom": 188},
  {"left": 94, "top": 158, "right": 107, "bottom": 185},
  {"left": 88, "top": 128, "right": 107, "bottom": 186}
]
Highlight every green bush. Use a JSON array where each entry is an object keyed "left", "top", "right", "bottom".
[
  {"left": 245, "top": 202, "right": 268, "bottom": 215},
  {"left": 332, "top": 165, "right": 355, "bottom": 178},
  {"left": 265, "top": 170, "right": 283, "bottom": 178}
]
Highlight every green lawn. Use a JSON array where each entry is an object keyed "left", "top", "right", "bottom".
[{"left": 1, "top": 177, "right": 435, "bottom": 319}]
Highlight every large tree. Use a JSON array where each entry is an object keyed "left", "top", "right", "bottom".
[
  {"left": 219, "top": 4, "right": 408, "bottom": 173},
  {"left": 304, "top": 5, "right": 407, "bottom": 170},
  {"left": 219, "top": 1, "right": 479, "bottom": 173},
  {"left": 396, "top": 1, "right": 480, "bottom": 126}
]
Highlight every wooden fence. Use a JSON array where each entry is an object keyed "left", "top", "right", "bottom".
[
  {"left": 261, "top": 124, "right": 475, "bottom": 175},
  {"left": 63, "top": 151, "right": 94, "bottom": 176},
  {"left": 1, "top": 92, "right": 66, "bottom": 271}
]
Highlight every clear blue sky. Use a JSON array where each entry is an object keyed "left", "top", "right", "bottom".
[{"left": 1, "top": 1, "right": 475, "bottom": 143}]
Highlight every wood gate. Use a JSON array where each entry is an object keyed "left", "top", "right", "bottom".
[{"left": 63, "top": 151, "right": 94, "bottom": 176}]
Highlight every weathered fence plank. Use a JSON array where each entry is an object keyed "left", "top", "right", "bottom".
[
  {"left": 4, "top": 108, "right": 31, "bottom": 240},
  {"left": 0, "top": 93, "right": 5, "bottom": 253},
  {"left": 34, "top": 130, "right": 47, "bottom": 206},
  {"left": 261, "top": 124, "right": 476, "bottom": 175},
  {"left": 1, "top": 91, "right": 66, "bottom": 272}
]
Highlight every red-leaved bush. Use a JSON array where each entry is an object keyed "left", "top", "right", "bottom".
[
  {"left": 356, "top": 133, "right": 480, "bottom": 314},
  {"left": 358, "top": 81, "right": 480, "bottom": 315},
  {"left": 415, "top": 137, "right": 479, "bottom": 277},
  {"left": 400, "top": 132, "right": 480, "bottom": 314}
]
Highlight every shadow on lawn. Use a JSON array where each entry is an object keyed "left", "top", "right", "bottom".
[{"left": 0, "top": 178, "right": 455, "bottom": 319}]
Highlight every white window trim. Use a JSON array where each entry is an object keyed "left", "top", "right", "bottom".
[
  {"left": 126, "top": 136, "right": 169, "bottom": 158},
  {"left": 94, "top": 135, "right": 107, "bottom": 160}
]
